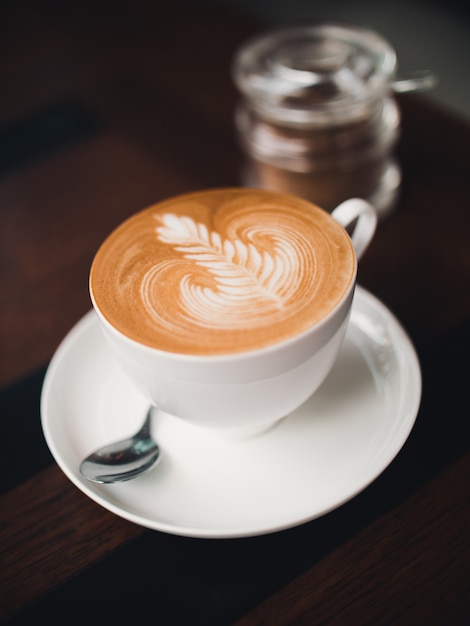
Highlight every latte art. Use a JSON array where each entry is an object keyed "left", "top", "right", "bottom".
[
  {"left": 141, "top": 213, "right": 317, "bottom": 334},
  {"left": 90, "top": 189, "right": 355, "bottom": 354}
]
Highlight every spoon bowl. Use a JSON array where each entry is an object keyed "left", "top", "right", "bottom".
[{"left": 79, "top": 406, "right": 160, "bottom": 483}]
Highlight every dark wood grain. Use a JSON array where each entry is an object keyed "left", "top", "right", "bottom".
[
  {"left": 235, "top": 454, "right": 470, "bottom": 626},
  {"left": 0, "top": 466, "right": 144, "bottom": 621},
  {"left": 359, "top": 95, "right": 470, "bottom": 347}
]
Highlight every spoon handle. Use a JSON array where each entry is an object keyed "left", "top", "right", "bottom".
[{"left": 392, "top": 70, "right": 437, "bottom": 93}]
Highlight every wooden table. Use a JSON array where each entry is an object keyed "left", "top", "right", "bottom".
[{"left": 1, "top": 1, "right": 469, "bottom": 624}]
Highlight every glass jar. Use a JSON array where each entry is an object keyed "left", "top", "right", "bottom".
[{"left": 232, "top": 23, "right": 403, "bottom": 216}]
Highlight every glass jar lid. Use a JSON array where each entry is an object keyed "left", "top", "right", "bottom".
[{"left": 233, "top": 23, "right": 397, "bottom": 126}]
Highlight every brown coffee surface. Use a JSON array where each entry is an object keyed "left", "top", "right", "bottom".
[{"left": 90, "top": 188, "right": 355, "bottom": 355}]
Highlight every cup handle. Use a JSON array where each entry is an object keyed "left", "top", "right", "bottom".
[{"left": 331, "top": 198, "right": 377, "bottom": 261}]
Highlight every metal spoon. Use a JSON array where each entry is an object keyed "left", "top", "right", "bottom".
[
  {"left": 269, "top": 68, "right": 437, "bottom": 97},
  {"left": 79, "top": 406, "right": 160, "bottom": 484}
]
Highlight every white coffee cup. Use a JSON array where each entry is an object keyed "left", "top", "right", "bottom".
[{"left": 90, "top": 192, "right": 376, "bottom": 433}]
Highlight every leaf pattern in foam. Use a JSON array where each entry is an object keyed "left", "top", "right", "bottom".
[{"left": 155, "top": 213, "right": 300, "bottom": 310}]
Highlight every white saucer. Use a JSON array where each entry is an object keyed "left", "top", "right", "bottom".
[{"left": 41, "top": 286, "right": 421, "bottom": 539}]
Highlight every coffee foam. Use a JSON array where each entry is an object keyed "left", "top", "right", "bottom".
[{"left": 90, "top": 189, "right": 355, "bottom": 355}]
